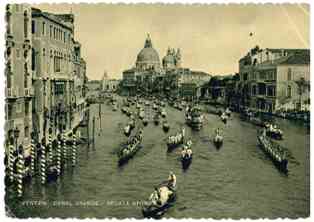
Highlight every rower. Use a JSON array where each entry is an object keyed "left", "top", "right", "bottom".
[
  {"left": 187, "top": 148, "right": 193, "bottom": 157},
  {"left": 167, "top": 171, "right": 176, "bottom": 189}
]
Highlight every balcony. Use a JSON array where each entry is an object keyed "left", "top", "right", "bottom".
[
  {"left": 23, "top": 39, "right": 31, "bottom": 51},
  {"left": 24, "top": 88, "right": 34, "bottom": 97},
  {"left": 5, "top": 87, "right": 17, "bottom": 99},
  {"left": 5, "top": 36, "right": 14, "bottom": 48}
]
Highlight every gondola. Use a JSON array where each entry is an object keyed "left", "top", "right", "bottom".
[
  {"left": 186, "top": 106, "right": 203, "bottom": 130},
  {"left": 221, "top": 113, "right": 228, "bottom": 124},
  {"left": 142, "top": 182, "right": 176, "bottom": 218},
  {"left": 167, "top": 128, "right": 185, "bottom": 152},
  {"left": 46, "top": 165, "right": 58, "bottom": 182},
  {"left": 213, "top": 134, "right": 223, "bottom": 148},
  {"left": 162, "top": 121, "right": 170, "bottom": 132},
  {"left": 181, "top": 141, "right": 193, "bottom": 170},
  {"left": 154, "top": 114, "right": 160, "bottom": 125},
  {"left": 143, "top": 118, "right": 148, "bottom": 126},
  {"left": 118, "top": 132, "right": 143, "bottom": 165},
  {"left": 257, "top": 133, "right": 288, "bottom": 172}
]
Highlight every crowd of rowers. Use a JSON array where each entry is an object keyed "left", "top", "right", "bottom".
[{"left": 122, "top": 129, "right": 143, "bottom": 155}]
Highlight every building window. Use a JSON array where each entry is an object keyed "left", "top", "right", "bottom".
[
  {"left": 287, "top": 85, "right": 292, "bottom": 98},
  {"left": 25, "top": 126, "right": 29, "bottom": 138},
  {"left": 24, "top": 11, "right": 28, "bottom": 38},
  {"left": 16, "top": 103, "right": 22, "bottom": 113},
  {"left": 24, "top": 71, "right": 28, "bottom": 88},
  {"left": 31, "top": 48, "right": 36, "bottom": 71},
  {"left": 42, "top": 21, "right": 46, "bottom": 36},
  {"left": 64, "top": 32, "right": 66, "bottom": 43},
  {"left": 16, "top": 48, "right": 20, "bottom": 58},
  {"left": 25, "top": 101, "right": 29, "bottom": 115},
  {"left": 43, "top": 48, "right": 46, "bottom": 57},
  {"left": 267, "top": 85, "right": 276, "bottom": 97},
  {"left": 50, "top": 25, "right": 52, "bottom": 38},
  {"left": 54, "top": 56, "right": 61, "bottom": 72},
  {"left": 252, "top": 85, "right": 257, "bottom": 95},
  {"left": 7, "top": 104, "right": 13, "bottom": 120},
  {"left": 31, "top": 20, "right": 35, "bottom": 34},
  {"left": 54, "top": 27, "right": 56, "bottom": 39},
  {"left": 287, "top": 68, "right": 292, "bottom": 81},
  {"left": 6, "top": 74, "right": 12, "bottom": 89}
]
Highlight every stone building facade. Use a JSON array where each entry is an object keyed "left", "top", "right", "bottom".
[
  {"left": 5, "top": 4, "right": 87, "bottom": 155},
  {"left": 238, "top": 47, "right": 310, "bottom": 113},
  {"left": 5, "top": 4, "right": 33, "bottom": 154}
]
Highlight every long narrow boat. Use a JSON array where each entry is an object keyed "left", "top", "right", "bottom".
[
  {"left": 213, "top": 134, "right": 223, "bottom": 149},
  {"left": 118, "top": 133, "right": 143, "bottom": 165},
  {"left": 181, "top": 140, "right": 193, "bottom": 170},
  {"left": 257, "top": 133, "right": 288, "bottom": 172}
]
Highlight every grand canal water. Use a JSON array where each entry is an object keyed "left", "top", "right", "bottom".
[{"left": 6, "top": 97, "right": 310, "bottom": 219}]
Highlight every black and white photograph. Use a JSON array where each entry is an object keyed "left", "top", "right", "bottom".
[{"left": 2, "top": 0, "right": 311, "bottom": 219}]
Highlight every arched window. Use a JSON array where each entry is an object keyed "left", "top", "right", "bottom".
[
  {"left": 24, "top": 10, "right": 28, "bottom": 38},
  {"left": 287, "top": 85, "right": 292, "bottom": 98},
  {"left": 287, "top": 68, "right": 292, "bottom": 81},
  {"left": 31, "top": 48, "right": 35, "bottom": 71}
]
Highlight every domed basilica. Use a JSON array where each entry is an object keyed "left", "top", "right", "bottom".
[{"left": 134, "top": 34, "right": 181, "bottom": 72}]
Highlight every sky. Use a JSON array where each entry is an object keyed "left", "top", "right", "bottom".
[{"left": 32, "top": 3, "right": 310, "bottom": 80}]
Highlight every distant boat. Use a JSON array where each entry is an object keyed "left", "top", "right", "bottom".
[
  {"left": 186, "top": 106, "right": 203, "bottom": 130},
  {"left": 167, "top": 128, "right": 185, "bottom": 152}
]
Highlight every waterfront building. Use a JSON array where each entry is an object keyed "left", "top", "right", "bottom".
[
  {"left": 31, "top": 7, "right": 76, "bottom": 141},
  {"left": 238, "top": 46, "right": 310, "bottom": 113},
  {"left": 5, "top": 4, "right": 87, "bottom": 155},
  {"left": 5, "top": 4, "right": 33, "bottom": 155}
]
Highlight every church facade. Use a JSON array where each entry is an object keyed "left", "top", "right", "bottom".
[{"left": 121, "top": 34, "right": 211, "bottom": 100}]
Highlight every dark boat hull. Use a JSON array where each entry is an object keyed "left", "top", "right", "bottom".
[
  {"left": 181, "top": 156, "right": 192, "bottom": 170},
  {"left": 213, "top": 139, "right": 223, "bottom": 149},
  {"left": 142, "top": 193, "right": 176, "bottom": 219}
]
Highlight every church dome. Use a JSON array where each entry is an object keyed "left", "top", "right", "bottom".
[
  {"left": 136, "top": 34, "right": 160, "bottom": 70},
  {"left": 137, "top": 47, "right": 160, "bottom": 63},
  {"left": 162, "top": 54, "right": 175, "bottom": 64}
]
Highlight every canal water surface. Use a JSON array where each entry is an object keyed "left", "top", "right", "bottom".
[{"left": 6, "top": 98, "right": 310, "bottom": 218}]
